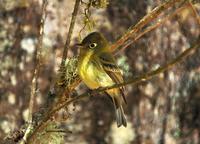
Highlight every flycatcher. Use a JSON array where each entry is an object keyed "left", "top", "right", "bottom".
[{"left": 77, "top": 32, "right": 127, "bottom": 127}]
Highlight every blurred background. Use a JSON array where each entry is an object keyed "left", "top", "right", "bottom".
[{"left": 0, "top": 0, "right": 200, "bottom": 143}]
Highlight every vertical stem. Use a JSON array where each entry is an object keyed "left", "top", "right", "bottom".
[
  {"left": 20, "top": 0, "right": 47, "bottom": 143},
  {"left": 61, "top": 0, "right": 81, "bottom": 67},
  {"left": 28, "top": 0, "right": 47, "bottom": 125}
]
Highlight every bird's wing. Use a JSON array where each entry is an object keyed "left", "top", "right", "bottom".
[{"left": 99, "top": 52, "right": 126, "bottom": 104}]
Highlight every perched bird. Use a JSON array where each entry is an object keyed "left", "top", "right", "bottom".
[{"left": 77, "top": 32, "right": 127, "bottom": 127}]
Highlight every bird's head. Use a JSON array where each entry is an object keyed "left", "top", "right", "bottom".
[{"left": 77, "top": 32, "right": 109, "bottom": 54}]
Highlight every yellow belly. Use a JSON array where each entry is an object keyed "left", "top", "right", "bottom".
[
  {"left": 78, "top": 54, "right": 114, "bottom": 90},
  {"left": 79, "top": 63, "right": 100, "bottom": 89}
]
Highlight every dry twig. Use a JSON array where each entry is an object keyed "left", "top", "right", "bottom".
[
  {"left": 111, "top": 0, "right": 183, "bottom": 53},
  {"left": 20, "top": 0, "right": 48, "bottom": 144},
  {"left": 188, "top": 2, "right": 200, "bottom": 26},
  {"left": 115, "top": 4, "right": 191, "bottom": 55},
  {"left": 61, "top": 0, "right": 81, "bottom": 66}
]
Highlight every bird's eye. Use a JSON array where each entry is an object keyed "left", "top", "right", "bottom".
[{"left": 89, "top": 43, "right": 97, "bottom": 49}]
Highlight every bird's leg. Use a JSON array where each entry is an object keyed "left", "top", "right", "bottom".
[
  {"left": 87, "top": 87, "right": 102, "bottom": 99},
  {"left": 86, "top": 89, "right": 95, "bottom": 99}
]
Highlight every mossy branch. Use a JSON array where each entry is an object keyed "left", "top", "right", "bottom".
[{"left": 54, "top": 0, "right": 81, "bottom": 105}]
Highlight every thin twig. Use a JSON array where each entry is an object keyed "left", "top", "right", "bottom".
[
  {"left": 29, "top": 0, "right": 47, "bottom": 124},
  {"left": 188, "top": 2, "right": 200, "bottom": 26},
  {"left": 115, "top": 4, "right": 190, "bottom": 55},
  {"left": 111, "top": 0, "right": 183, "bottom": 53},
  {"left": 61, "top": 0, "right": 81, "bottom": 66},
  {"left": 46, "top": 129, "right": 72, "bottom": 134},
  {"left": 20, "top": 0, "right": 48, "bottom": 144}
]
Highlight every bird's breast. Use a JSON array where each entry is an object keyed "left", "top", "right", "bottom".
[
  {"left": 78, "top": 53, "right": 99, "bottom": 89},
  {"left": 78, "top": 53, "right": 114, "bottom": 90}
]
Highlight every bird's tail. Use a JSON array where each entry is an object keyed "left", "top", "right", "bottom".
[
  {"left": 108, "top": 91, "right": 127, "bottom": 127},
  {"left": 116, "top": 105, "right": 127, "bottom": 127}
]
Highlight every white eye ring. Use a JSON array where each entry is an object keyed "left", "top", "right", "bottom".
[{"left": 89, "top": 43, "right": 97, "bottom": 49}]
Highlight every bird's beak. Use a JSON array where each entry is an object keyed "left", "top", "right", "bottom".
[{"left": 75, "top": 43, "right": 83, "bottom": 48}]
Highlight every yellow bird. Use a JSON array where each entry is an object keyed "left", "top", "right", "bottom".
[{"left": 77, "top": 32, "right": 127, "bottom": 127}]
